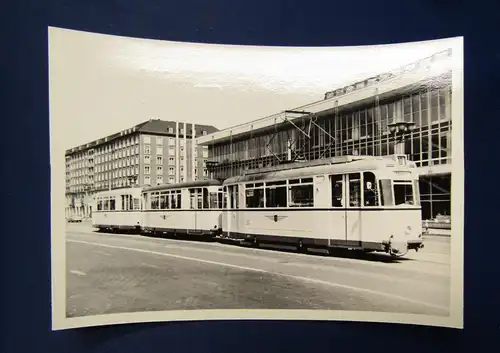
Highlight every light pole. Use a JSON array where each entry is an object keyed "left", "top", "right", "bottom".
[
  {"left": 387, "top": 120, "right": 416, "bottom": 155},
  {"left": 83, "top": 184, "right": 92, "bottom": 218},
  {"left": 127, "top": 175, "right": 138, "bottom": 187}
]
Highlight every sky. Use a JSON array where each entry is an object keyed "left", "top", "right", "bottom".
[{"left": 48, "top": 27, "right": 457, "bottom": 150}]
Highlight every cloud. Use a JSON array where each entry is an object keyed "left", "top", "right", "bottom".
[{"left": 104, "top": 37, "right": 457, "bottom": 95}]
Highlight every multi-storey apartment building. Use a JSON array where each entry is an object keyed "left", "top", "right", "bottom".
[{"left": 65, "top": 119, "right": 218, "bottom": 218}]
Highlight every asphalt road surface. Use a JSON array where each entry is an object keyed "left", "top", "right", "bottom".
[{"left": 65, "top": 222, "right": 451, "bottom": 318}]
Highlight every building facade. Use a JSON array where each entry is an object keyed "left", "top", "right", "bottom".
[
  {"left": 196, "top": 49, "right": 454, "bottom": 220},
  {"left": 65, "top": 119, "right": 218, "bottom": 218}
]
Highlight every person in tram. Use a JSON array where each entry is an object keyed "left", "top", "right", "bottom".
[{"left": 364, "top": 181, "right": 377, "bottom": 206}]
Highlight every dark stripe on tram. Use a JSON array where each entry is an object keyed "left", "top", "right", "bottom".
[{"left": 92, "top": 207, "right": 419, "bottom": 213}]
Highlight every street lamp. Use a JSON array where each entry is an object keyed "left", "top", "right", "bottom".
[
  {"left": 387, "top": 120, "right": 416, "bottom": 155},
  {"left": 127, "top": 175, "right": 138, "bottom": 187}
]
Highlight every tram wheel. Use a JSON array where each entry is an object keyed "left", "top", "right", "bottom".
[
  {"left": 253, "top": 237, "right": 259, "bottom": 247},
  {"left": 298, "top": 240, "right": 306, "bottom": 253}
]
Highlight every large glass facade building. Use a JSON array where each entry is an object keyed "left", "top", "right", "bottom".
[{"left": 197, "top": 49, "right": 454, "bottom": 220}]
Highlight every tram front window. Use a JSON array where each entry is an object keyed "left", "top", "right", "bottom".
[
  {"left": 394, "top": 182, "right": 415, "bottom": 206},
  {"left": 379, "top": 179, "right": 394, "bottom": 206}
]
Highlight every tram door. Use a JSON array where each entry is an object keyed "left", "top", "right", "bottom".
[
  {"left": 346, "top": 173, "right": 362, "bottom": 247},
  {"left": 331, "top": 174, "right": 347, "bottom": 246}
]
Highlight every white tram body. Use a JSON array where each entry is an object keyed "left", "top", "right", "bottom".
[
  {"left": 92, "top": 187, "right": 143, "bottom": 232},
  {"left": 141, "top": 180, "right": 225, "bottom": 237},
  {"left": 221, "top": 155, "right": 424, "bottom": 256}
]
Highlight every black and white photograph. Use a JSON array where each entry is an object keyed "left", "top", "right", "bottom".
[{"left": 49, "top": 27, "right": 464, "bottom": 330}]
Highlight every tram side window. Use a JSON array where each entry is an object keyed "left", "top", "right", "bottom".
[
  {"left": 133, "top": 198, "right": 140, "bottom": 210},
  {"left": 218, "top": 189, "right": 227, "bottom": 209},
  {"left": 331, "top": 175, "right": 343, "bottom": 207},
  {"left": 394, "top": 182, "right": 414, "bottom": 205},
  {"left": 203, "top": 188, "right": 210, "bottom": 209},
  {"left": 246, "top": 186, "right": 264, "bottom": 208},
  {"left": 288, "top": 182, "right": 314, "bottom": 207},
  {"left": 227, "top": 186, "right": 234, "bottom": 208},
  {"left": 363, "top": 172, "right": 379, "bottom": 207},
  {"left": 197, "top": 188, "right": 203, "bottom": 209},
  {"left": 109, "top": 198, "right": 116, "bottom": 210},
  {"left": 189, "top": 189, "right": 197, "bottom": 209},
  {"left": 413, "top": 180, "right": 421, "bottom": 206},
  {"left": 160, "top": 193, "right": 169, "bottom": 209},
  {"left": 170, "top": 193, "right": 177, "bottom": 209},
  {"left": 151, "top": 193, "right": 159, "bottom": 209},
  {"left": 176, "top": 191, "right": 182, "bottom": 209},
  {"left": 209, "top": 191, "right": 219, "bottom": 209},
  {"left": 104, "top": 199, "right": 109, "bottom": 210},
  {"left": 97, "top": 199, "right": 103, "bottom": 211},
  {"left": 379, "top": 180, "right": 394, "bottom": 206},
  {"left": 233, "top": 185, "right": 239, "bottom": 208},
  {"left": 129, "top": 195, "right": 134, "bottom": 210},
  {"left": 349, "top": 173, "right": 361, "bottom": 207},
  {"left": 265, "top": 181, "right": 287, "bottom": 208}
]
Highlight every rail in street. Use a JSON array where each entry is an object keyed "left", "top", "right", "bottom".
[{"left": 65, "top": 222, "right": 451, "bottom": 318}]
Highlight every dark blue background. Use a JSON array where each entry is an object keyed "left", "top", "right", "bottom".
[{"left": 3, "top": 0, "right": 500, "bottom": 352}]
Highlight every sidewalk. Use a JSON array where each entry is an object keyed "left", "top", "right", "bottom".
[{"left": 424, "top": 227, "right": 451, "bottom": 237}]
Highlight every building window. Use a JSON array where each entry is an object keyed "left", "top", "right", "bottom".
[
  {"left": 169, "top": 156, "right": 174, "bottom": 163},
  {"left": 156, "top": 156, "right": 163, "bottom": 164},
  {"left": 144, "top": 135, "right": 151, "bottom": 143},
  {"left": 169, "top": 147, "right": 175, "bottom": 156},
  {"left": 157, "top": 166, "right": 163, "bottom": 175},
  {"left": 156, "top": 146, "right": 163, "bottom": 155},
  {"left": 168, "top": 177, "right": 175, "bottom": 183},
  {"left": 144, "top": 166, "right": 150, "bottom": 174},
  {"left": 168, "top": 138, "right": 175, "bottom": 146},
  {"left": 156, "top": 136, "right": 163, "bottom": 145},
  {"left": 157, "top": 176, "right": 163, "bottom": 185},
  {"left": 144, "top": 176, "right": 151, "bottom": 185},
  {"left": 144, "top": 144, "right": 151, "bottom": 154},
  {"left": 180, "top": 128, "right": 184, "bottom": 134},
  {"left": 203, "top": 149, "right": 209, "bottom": 158},
  {"left": 202, "top": 130, "right": 207, "bottom": 136},
  {"left": 169, "top": 167, "right": 175, "bottom": 175},
  {"left": 144, "top": 155, "right": 151, "bottom": 164},
  {"left": 168, "top": 128, "right": 173, "bottom": 134}
]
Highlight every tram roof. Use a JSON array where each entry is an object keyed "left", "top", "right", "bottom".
[
  {"left": 142, "top": 179, "right": 222, "bottom": 192},
  {"left": 196, "top": 49, "right": 454, "bottom": 146},
  {"left": 94, "top": 186, "right": 143, "bottom": 197},
  {"left": 223, "top": 155, "right": 407, "bottom": 184}
]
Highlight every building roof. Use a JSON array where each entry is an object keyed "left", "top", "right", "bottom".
[
  {"left": 65, "top": 119, "right": 219, "bottom": 156},
  {"left": 196, "top": 48, "right": 455, "bottom": 146}
]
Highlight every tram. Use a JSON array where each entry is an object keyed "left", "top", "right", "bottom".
[
  {"left": 221, "top": 155, "right": 424, "bottom": 257},
  {"left": 141, "top": 179, "right": 225, "bottom": 238},
  {"left": 92, "top": 187, "right": 143, "bottom": 232}
]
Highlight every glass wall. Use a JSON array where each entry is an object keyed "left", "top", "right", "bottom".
[
  {"left": 209, "top": 86, "right": 451, "bottom": 171},
  {"left": 207, "top": 85, "right": 452, "bottom": 220}
]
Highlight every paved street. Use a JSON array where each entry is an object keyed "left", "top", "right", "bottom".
[{"left": 65, "top": 222, "right": 451, "bottom": 318}]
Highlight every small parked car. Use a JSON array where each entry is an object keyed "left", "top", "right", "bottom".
[{"left": 67, "top": 215, "right": 83, "bottom": 223}]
